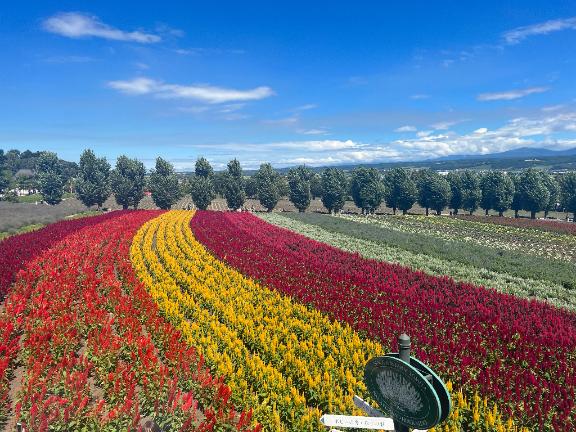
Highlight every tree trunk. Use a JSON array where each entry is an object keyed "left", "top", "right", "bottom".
[
  {"left": 299, "top": 208, "right": 304, "bottom": 213},
  {"left": 531, "top": 211, "right": 536, "bottom": 219},
  {"left": 425, "top": 207, "right": 429, "bottom": 216},
  {"left": 393, "top": 207, "right": 397, "bottom": 215},
  {"left": 402, "top": 209, "right": 407, "bottom": 215},
  {"left": 514, "top": 210, "right": 519, "bottom": 218},
  {"left": 573, "top": 212, "right": 576, "bottom": 222},
  {"left": 453, "top": 208, "right": 458, "bottom": 215},
  {"left": 544, "top": 210, "right": 549, "bottom": 218},
  {"left": 436, "top": 209, "right": 441, "bottom": 215},
  {"left": 469, "top": 210, "right": 473, "bottom": 215},
  {"left": 123, "top": 204, "right": 128, "bottom": 210},
  {"left": 485, "top": 209, "right": 489, "bottom": 216},
  {"left": 499, "top": 210, "right": 504, "bottom": 217},
  {"left": 267, "top": 208, "right": 272, "bottom": 213}
]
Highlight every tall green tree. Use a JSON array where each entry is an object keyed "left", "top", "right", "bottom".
[
  {"left": 320, "top": 168, "right": 347, "bottom": 214},
  {"left": 541, "top": 172, "right": 559, "bottom": 218},
  {"left": 517, "top": 168, "right": 550, "bottom": 219},
  {"left": 223, "top": 159, "right": 246, "bottom": 211},
  {"left": 383, "top": 168, "right": 417, "bottom": 215},
  {"left": 0, "top": 170, "right": 10, "bottom": 197},
  {"left": 509, "top": 173, "right": 523, "bottom": 218},
  {"left": 110, "top": 156, "right": 146, "bottom": 210},
  {"left": 149, "top": 157, "right": 181, "bottom": 210},
  {"left": 190, "top": 157, "right": 215, "bottom": 210},
  {"left": 244, "top": 177, "right": 258, "bottom": 199},
  {"left": 195, "top": 157, "right": 213, "bottom": 178},
  {"left": 480, "top": 171, "right": 515, "bottom": 216},
  {"left": 76, "top": 149, "right": 111, "bottom": 209},
  {"left": 560, "top": 172, "right": 576, "bottom": 222},
  {"left": 416, "top": 170, "right": 451, "bottom": 215},
  {"left": 37, "top": 151, "right": 65, "bottom": 205},
  {"left": 350, "top": 167, "right": 385, "bottom": 214},
  {"left": 254, "top": 163, "right": 280, "bottom": 212},
  {"left": 310, "top": 174, "right": 323, "bottom": 200},
  {"left": 446, "top": 172, "right": 463, "bottom": 214},
  {"left": 460, "top": 170, "right": 482, "bottom": 215},
  {"left": 287, "top": 165, "right": 313, "bottom": 212}
]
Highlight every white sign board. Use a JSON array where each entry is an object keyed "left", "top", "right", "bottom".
[{"left": 320, "top": 415, "right": 394, "bottom": 430}]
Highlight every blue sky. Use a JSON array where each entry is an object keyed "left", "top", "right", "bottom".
[{"left": 2, "top": 1, "right": 576, "bottom": 169}]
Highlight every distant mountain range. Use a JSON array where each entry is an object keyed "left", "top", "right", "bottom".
[{"left": 432, "top": 146, "right": 576, "bottom": 161}]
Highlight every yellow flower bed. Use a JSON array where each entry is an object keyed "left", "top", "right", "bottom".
[{"left": 130, "top": 210, "right": 530, "bottom": 432}]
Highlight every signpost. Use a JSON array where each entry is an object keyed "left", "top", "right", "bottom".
[{"left": 322, "top": 334, "right": 451, "bottom": 432}]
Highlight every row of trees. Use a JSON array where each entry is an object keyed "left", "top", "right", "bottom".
[
  {"left": 186, "top": 158, "right": 576, "bottom": 220},
  {"left": 29, "top": 150, "right": 181, "bottom": 209},
  {"left": 3, "top": 148, "right": 576, "bottom": 220}
]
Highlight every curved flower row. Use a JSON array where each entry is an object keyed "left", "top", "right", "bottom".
[
  {"left": 258, "top": 213, "right": 576, "bottom": 311},
  {"left": 454, "top": 214, "right": 576, "bottom": 236},
  {"left": 131, "top": 211, "right": 529, "bottom": 432},
  {"left": 0, "top": 211, "right": 258, "bottom": 431},
  {"left": 338, "top": 214, "right": 576, "bottom": 263},
  {"left": 0, "top": 210, "right": 125, "bottom": 300},
  {"left": 191, "top": 211, "right": 576, "bottom": 431}
]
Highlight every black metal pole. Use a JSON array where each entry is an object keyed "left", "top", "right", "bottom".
[{"left": 394, "top": 334, "right": 411, "bottom": 432}]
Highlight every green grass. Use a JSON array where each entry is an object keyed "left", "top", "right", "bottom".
[
  {"left": 281, "top": 212, "right": 576, "bottom": 290},
  {"left": 0, "top": 223, "right": 45, "bottom": 241}
]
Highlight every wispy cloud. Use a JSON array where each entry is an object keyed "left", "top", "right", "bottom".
[
  {"left": 43, "top": 12, "right": 161, "bottom": 43},
  {"left": 262, "top": 116, "right": 299, "bottom": 126},
  {"left": 503, "top": 17, "right": 576, "bottom": 44},
  {"left": 42, "top": 55, "right": 95, "bottom": 63},
  {"left": 107, "top": 77, "right": 274, "bottom": 104},
  {"left": 477, "top": 86, "right": 549, "bottom": 101},
  {"left": 292, "top": 104, "right": 318, "bottom": 111},
  {"left": 410, "top": 94, "right": 430, "bottom": 100},
  {"left": 297, "top": 129, "right": 329, "bottom": 135},
  {"left": 394, "top": 125, "right": 417, "bottom": 132}
]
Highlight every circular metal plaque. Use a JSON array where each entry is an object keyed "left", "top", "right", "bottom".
[{"left": 364, "top": 355, "right": 442, "bottom": 429}]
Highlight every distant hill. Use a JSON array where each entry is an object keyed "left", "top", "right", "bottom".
[{"left": 434, "top": 147, "right": 576, "bottom": 161}]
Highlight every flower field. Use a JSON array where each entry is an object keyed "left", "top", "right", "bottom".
[
  {"left": 338, "top": 214, "right": 576, "bottom": 263},
  {"left": 0, "top": 211, "right": 124, "bottom": 300},
  {"left": 132, "top": 210, "right": 527, "bottom": 431},
  {"left": 273, "top": 212, "right": 576, "bottom": 292},
  {"left": 0, "top": 210, "right": 258, "bottom": 431},
  {"left": 191, "top": 211, "right": 576, "bottom": 431},
  {"left": 454, "top": 214, "right": 576, "bottom": 236},
  {"left": 259, "top": 213, "right": 576, "bottom": 311},
  {"left": 1, "top": 209, "right": 574, "bottom": 431}
]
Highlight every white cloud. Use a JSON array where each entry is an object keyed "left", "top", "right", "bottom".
[
  {"left": 297, "top": 129, "right": 329, "bottom": 135},
  {"left": 43, "top": 12, "right": 161, "bottom": 43},
  {"left": 477, "top": 87, "right": 549, "bottom": 101},
  {"left": 431, "top": 121, "right": 460, "bottom": 130},
  {"left": 108, "top": 77, "right": 274, "bottom": 104},
  {"left": 504, "top": 17, "right": 576, "bottom": 44},
  {"left": 473, "top": 127, "right": 488, "bottom": 134},
  {"left": 262, "top": 116, "right": 299, "bottom": 126},
  {"left": 410, "top": 94, "right": 430, "bottom": 100},
  {"left": 268, "top": 140, "right": 361, "bottom": 151},
  {"left": 394, "top": 125, "right": 417, "bottom": 132},
  {"left": 541, "top": 104, "right": 564, "bottom": 112},
  {"left": 417, "top": 130, "right": 433, "bottom": 137},
  {"left": 292, "top": 104, "right": 318, "bottom": 111}
]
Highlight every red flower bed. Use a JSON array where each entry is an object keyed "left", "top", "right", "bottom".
[
  {"left": 454, "top": 214, "right": 576, "bottom": 235},
  {"left": 191, "top": 211, "right": 576, "bottom": 431},
  {"left": 0, "top": 211, "right": 125, "bottom": 300},
  {"left": 0, "top": 211, "right": 258, "bottom": 431}
]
